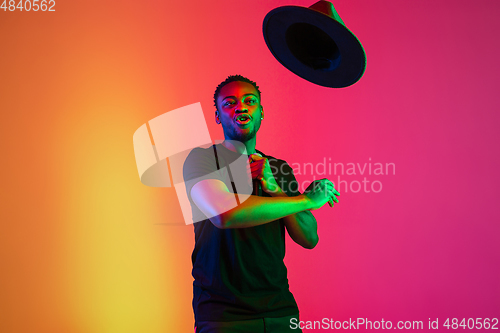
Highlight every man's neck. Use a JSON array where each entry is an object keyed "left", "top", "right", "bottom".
[{"left": 222, "top": 136, "right": 257, "bottom": 155}]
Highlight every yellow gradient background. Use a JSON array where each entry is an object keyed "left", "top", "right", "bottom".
[{"left": 1, "top": 1, "right": 194, "bottom": 332}]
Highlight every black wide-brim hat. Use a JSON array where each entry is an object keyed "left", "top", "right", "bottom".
[{"left": 263, "top": 0, "right": 366, "bottom": 88}]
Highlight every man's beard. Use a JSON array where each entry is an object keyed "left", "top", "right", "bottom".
[{"left": 223, "top": 122, "right": 259, "bottom": 143}]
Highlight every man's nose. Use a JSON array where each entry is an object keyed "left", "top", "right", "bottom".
[{"left": 234, "top": 101, "right": 248, "bottom": 113}]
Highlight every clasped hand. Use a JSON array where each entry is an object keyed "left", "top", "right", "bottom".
[
  {"left": 303, "top": 179, "right": 340, "bottom": 210},
  {"left": 249, "top": 154, "right": 282, "bottom": 195}
]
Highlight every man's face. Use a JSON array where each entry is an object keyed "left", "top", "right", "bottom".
[{"left": 216, "top": 81, "right": 263, "bottom": 142}]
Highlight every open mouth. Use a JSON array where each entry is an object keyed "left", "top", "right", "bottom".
[{"left": 235, "top": 114, "right": 252, "bottom": 125}]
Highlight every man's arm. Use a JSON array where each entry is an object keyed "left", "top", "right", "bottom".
[
  {"left": 285, "top": 211, "right": 319, "bottom": 249},
  {"left": 191, "top": 179, "right": 314, "bottom": 229},
  {"left": 271, "top": 189, "right": 319, "bottom": 249},
  {"left": 190, "top": 178, "right": 334, "bottom": 229}
]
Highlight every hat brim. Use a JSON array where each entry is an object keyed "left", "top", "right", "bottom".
[{"left": 263, "top": 6, "right": 366, "bottom": 88}]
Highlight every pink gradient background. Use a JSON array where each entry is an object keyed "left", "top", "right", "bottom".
[{"left": 1, "top": 0, "right": 499, "bottom": 332}]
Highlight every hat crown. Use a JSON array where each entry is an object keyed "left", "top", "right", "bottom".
[{"left": 309, "top": 0, "right": 344, "bottom": 26}]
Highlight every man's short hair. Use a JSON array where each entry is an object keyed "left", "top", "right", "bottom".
[{"left": 213, "top": 75, "right": 262, "bottom": 111}]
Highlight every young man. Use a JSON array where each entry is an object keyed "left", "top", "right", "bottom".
[{"left": 183, "top": 75, "right": 339, "bottom": 332}]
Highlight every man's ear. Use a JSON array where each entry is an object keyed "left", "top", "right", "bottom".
[
  {"left": 260, "top": 105, "right": 264, "bottom": 120},
  {"left": 215, "top": 111, "right": 221, "bottom": 124}
]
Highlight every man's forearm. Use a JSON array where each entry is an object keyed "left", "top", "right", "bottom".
[{"left": 218, "top": 194, "right": 311, "bottom": 229}]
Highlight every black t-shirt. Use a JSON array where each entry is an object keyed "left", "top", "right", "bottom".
[{"left": 183, "top": 144, "right": 300, "bottom": 323}]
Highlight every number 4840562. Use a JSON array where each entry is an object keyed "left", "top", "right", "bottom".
[
  {"left": 1, "top": 0, "right": 56, "bottom": 11},
  {"left": 443, "top": 318, "right": 498, "bottom": 330}
]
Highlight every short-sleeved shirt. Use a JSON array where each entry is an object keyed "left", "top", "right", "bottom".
[{"left": 183, "top": 144, "right": 300, "bottom": 323}]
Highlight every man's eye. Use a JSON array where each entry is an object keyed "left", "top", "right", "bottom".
[
  {"left": 246, "top": 99, "right": 257, "bottom": 105},
  {"left": 224, "top": 101, "right": 235, "bottom": 106}
]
